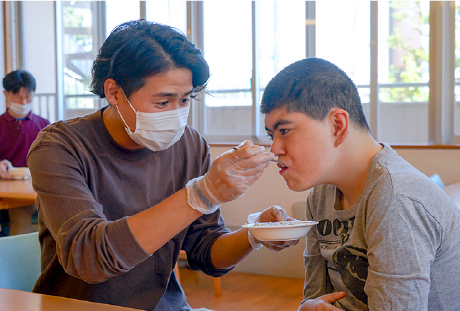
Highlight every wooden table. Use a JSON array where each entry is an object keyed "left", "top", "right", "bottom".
[
  {"left": 0, "top": 288, "right": 143, "bottom": 311},
  {"left": 0, "top": 178, "right": 37, "bottom": 210}
]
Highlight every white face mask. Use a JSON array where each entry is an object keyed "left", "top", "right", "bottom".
[
  {"left": 9, "top": 101, "right": 32, "bottom": 117},
  {"left": 116, "top": 92, "right": 190, "bottom": 152}
]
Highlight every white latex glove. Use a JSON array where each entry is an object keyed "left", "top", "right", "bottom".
[
  {"left": 186, "top": 140, "right": 274, "bottom": 214},
  {"left": 247, "top": 205, "right": 299, "bottom": 251},
  {"left": 0, "top": 160, "right": 13, "bottom": 179}
]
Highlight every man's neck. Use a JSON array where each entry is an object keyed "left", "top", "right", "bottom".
[
  {"left": 335, "top": 134, "right": 383, "bottom": 210},
  {"left": 102, "top": 104, "right": 143, "bottom": 150}
]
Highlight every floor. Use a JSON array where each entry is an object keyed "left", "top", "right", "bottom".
[{"left": 179, "top": 263, "right": 304, "bottom": 311}]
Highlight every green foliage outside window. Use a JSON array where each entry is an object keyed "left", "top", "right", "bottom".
[
  {"left": 379, "top": 1, "right": 429, "bottom": 103},
  {"left": 455, "top": 5, "right": 460, "bottom": 81}
]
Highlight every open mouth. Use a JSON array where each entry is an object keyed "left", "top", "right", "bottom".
[{"left": 271, "top": 159, "right": 287, "bottom": 169}]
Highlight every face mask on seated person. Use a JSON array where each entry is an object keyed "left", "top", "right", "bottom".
[
  {"left": 116, "top": 90, "right": 190, "bottom": 152},
  {"left": 9, "top": 102, "right": 32, "bottom": 117}
]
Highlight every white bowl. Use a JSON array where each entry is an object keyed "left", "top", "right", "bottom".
[
  {"left": 242, "top": 220, "right": 318, "bottom": 241},
  {"left": 9, "top": 167, "right": 31, "bottom": 180}
]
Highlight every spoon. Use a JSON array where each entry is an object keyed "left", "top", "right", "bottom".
[
  {"left": 271, "top": 159, "right": 287, "bottom": 168},
  {"left": 232, "top": 146, "right": 286, "bottom": 168}
]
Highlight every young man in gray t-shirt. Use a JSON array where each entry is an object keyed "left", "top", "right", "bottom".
[{"left": 261, "top": 57, "right": 460, "bottom": 310}]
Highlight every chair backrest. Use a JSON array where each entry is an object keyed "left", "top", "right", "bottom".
[
  {"left": 0, "top": 231, "right": 40, "bottom": 292},
  {"left": 429, "top": 174, "right": 445, "bottom": 189}
]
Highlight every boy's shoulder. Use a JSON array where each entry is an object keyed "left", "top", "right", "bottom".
[
  {"left": 369, "top": 143, "right": 430, "bottom": 195},
  {"left": 365, "top": 143, "right": 458, "bottom": 217},
  {"left": 308, "top": 143, "right": 453, "bottom": 216}
]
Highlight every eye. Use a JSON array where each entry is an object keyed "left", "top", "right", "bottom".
[
  {"left": 157, "top": 101, "right": 169, "bottom": 107},
  {"left": 280, "top": 129, "right": 290, "bottom": 135},
  {"left": 266, "top": 133, "right": 274, "bottom": 141}
]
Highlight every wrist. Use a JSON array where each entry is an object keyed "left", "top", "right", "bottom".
[
  {"left": 247, "top": 211, "right": 263, "bottom": 250},
  {"left": 248, "top": 230, "right": 263, "bottom": 250},
  {"left": 197, "top": 174, "right": 222, "bottom": 206},
  {"left": 185, "top": 176, "right": 221, "bottom": 214}
]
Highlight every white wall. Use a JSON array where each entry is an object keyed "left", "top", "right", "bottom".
[
  {"left": 23, "top": 1, "right": 56, "bottom": 94},
  {"left": 0, "top": 3, "right": 5, "bottom": 112},
  {"left": 0, "top": 2, "right": 55, "bottom": 112}
]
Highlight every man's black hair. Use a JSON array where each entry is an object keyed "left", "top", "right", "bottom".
[
  {"left": 91, "top": 19, "right": 209, "bottom": 99},
  {"left": 3, "top": 70, "right": 36, "bottom": 94}
]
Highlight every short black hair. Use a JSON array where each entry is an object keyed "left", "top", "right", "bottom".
[
  {"left": 3, "top": 70, "right": 36, "bottom": 94},
  {"left": 261, "top": 57, "right": 369, "bottom": 131},
  {"left": 91, "top": 20, "right": 210, "bottom": 99}
]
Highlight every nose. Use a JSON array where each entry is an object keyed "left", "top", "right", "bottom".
[{"left": 270, "top": 137, "right": 285, "bottom": 156}]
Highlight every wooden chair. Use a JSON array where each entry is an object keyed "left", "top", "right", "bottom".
[{"left": 174, "top": 250, "right": 222, "bottom": 297}]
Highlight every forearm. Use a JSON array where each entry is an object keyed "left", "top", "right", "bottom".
[
  {"left": 210, "top": 228, "right": 253, "bottom": 269},
  {"left": 127, "top": 188, "right": 202, "bottom": 254}
]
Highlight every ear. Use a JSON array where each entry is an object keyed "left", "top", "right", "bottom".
[
  {"left": 104, "top": 78, "right": 121, "bottom": 106},
  {"left": 329, "top": 108, "right": 349, "bottom": 147}
]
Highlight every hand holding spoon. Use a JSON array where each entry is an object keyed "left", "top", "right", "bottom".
[{"left": 232, "top": 145, "right": 286, "bottom": 168}]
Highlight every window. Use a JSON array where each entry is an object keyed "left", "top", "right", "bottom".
[
  {"left": 56, "top": 1, "right": 187, "bottom": 121},
  {"left": 106, "top": 1, "right": 140, "bottom": 37},
  {"left": 377, "top": 1, "right": 430, "bottom": 144},
  {"left": 197, "top": 1, "right": 307, "bottom": 144},
  {"left": 257, "top": 1, "right": 307, "bottom": 138},
  {"left": 319, "top": 1, "right": 429, "bottom": 144},
  {"left": 145, "top": 1, "right": 187, "bottom": 35},
  {"left": 201, "top": 1, "right": 253, "bottom": 139},
  {"left": 194, "top": 1, "right": 456, "bottom": 146},
  {"left": 49, "top": 1, "right": 460, "bottom": 146},
  {"left": 193, "top": 1, "right": 436, "bottom": 145},
  {"left": 57, "top": 1, "right": 102, "bottom": 120},
  {"left": 316, "top": 1, "right": 371, "bottom": 127}
]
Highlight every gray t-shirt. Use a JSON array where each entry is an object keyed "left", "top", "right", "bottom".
[
  {"left": 27, "top": 107, "right": 232, "bottom": 311},
  {"left": 304, "top": 143, "right": 460, "bottom": 310}
]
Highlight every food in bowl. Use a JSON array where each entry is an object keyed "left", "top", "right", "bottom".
[
  {"left": 242, "top": 220, "right": 318, "bottom": 241},
  {"left": 9, "top": 167, "right": 31, "bottom": 180}
]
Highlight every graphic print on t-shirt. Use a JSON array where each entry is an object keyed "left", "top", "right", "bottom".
[
  {"left": 317, "top": 217, "right": 368, "bottom": 305},
  {"left": 333, "top": 246, "right": 368, "bottom": 304}
]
